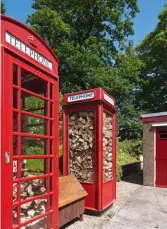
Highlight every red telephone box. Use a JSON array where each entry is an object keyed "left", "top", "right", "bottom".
[
  {"left": 63, "top": 88, "right": 116, "bottom": 212},
  {"left": 1, "top": 16, "right": 59, "bottom": 229}
]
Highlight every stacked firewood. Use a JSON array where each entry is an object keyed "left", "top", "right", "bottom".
[
  {"left": 21, "top": 217, "right": 48, "bottom": 229},
  {"left": 103, "top": 112, "right": 113, "bottom": 182},
  {"left": 68, "top": 112, "right": 95, "bottom": 183},
  {"left": 13, "top": 173, "right": 47, "bottom": 226}
]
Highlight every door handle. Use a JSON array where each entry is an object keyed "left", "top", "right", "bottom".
[{"left": 5, "top": 152, "right": 10, "bottom": 164}]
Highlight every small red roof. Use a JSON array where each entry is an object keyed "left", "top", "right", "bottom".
[{"left": 141, "top": 112, "right": 167, "bottom": 123}]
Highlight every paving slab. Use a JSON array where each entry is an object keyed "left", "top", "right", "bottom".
[{"left": 103, "top": 186, "right": 167, "bottom": 229}]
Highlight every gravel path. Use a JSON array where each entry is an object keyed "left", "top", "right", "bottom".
[{"left": 65, "top": 174, "right": 142, "bottom": 229}]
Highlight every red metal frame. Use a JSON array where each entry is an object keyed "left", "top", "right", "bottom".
[
  {"left": 63, "top": 88, "right": 116, "bottom": 108},
  {"left": 102, "top": 106, "right": 116, "bottom": 210},
  {"left": 63, "top": 88, "right": 116, "bottom": 212},
  {"left": 1, "top": 16, "right": 59, "bottom": 229},
  {"left": 141, "top": 116, "right": 167, "bottom": 123},
  {"left": 156, "top": 127, "right": 167, "bottom": 188}
]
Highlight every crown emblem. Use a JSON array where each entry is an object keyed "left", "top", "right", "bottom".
[{"left": 28, "top": 35, "right": 37, "bottom": 48}]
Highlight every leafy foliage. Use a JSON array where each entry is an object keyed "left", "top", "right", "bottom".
[
  {"left": 116, "top": 138, "right": 141, "bottom": 181},
  {"left": 27, "top": 1, "right": 144, "bottom": 140},
  {"left": 116, "top": 165, "right": 123, "bottom": 182},
  {"left": 23, "top": 95, "right": 45, "bottom": 135},
  {"left": 1, "top": 1, "right": 6, "bottom": 14},
  {"left": 117, "top": 138, "right": 143, "bottom": 159},
  {"left": 27, "top": 0, "right": 139, "bottom": 93},
  {"left": 136, "top": 4, "right": 167, "bottom": 113},
  {"left": 113, "top": 46, "right": 144, "bottom": 140}
]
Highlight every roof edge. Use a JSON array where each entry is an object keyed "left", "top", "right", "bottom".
[
  {"left": 141, "top": 112, "right": 167, "bottom": 119},
  {"left": 1, "top": 15, "right": 59, "bottom": 63},
  {"left": 141, "top": 112, "right": 167, "bottom": 123}
]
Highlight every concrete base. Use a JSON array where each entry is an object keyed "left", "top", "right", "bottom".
[{"left": 103, "top": 186, "right": 167, "bottom": 229}]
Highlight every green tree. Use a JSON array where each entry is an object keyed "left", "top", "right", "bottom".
[
  {"left": 28, "top": 0, "right": 144, "bottom": 140},
  {"left": 136, "top": 4, "right": 167, "bottom": 113},
  {"left": 27, "top": 0, "right": 139, "bottom": 93},
  {"left": 1, "top": 1, "right": 6, "bottom": 14},
  {"left": 114, "top": 43, "right": 144, "bottom": 140}
]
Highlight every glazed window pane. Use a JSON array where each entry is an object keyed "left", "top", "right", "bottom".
[
  {"left": 103, "top": 112, "right": 113, "bottom": 182},
  {"left": 68, "top": 111, "right": 95, "bottom": 183}
]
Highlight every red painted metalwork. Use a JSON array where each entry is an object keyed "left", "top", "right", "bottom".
[
  {"left": 63, "top": 88, "right": 116, "bottom": 212},
  {"left": 1, "top": 15, "right": 59, "bottom": 229},
  {"left": 156, "top": 127, "right": 167, "bottom": 187},
  {"left": 141, "top": 116, "right": 167, "bottom": 123}
]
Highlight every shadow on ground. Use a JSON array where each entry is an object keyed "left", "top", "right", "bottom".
[{"left": 122, "top": 172, "right": 143, "bottom": 185}]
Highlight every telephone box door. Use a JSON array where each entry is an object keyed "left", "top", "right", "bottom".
[
  {"left": 2, "top": 53, "right": 58, "bottom": 229},
  {"left": 156, "top": 127, "right": 167, "bottom": 187}
]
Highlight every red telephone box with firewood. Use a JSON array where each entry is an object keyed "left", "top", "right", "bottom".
[
  {"left": 1, "top": 15, "right": 59, "bottom": 229},
  {"left": 63, "top": 88, "right": 116, "bottom": 212}
]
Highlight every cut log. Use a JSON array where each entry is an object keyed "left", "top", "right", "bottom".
[
  {"left": 68, "top": 111, "right": 95, "bottom": 182},
  {"left": 103, "top": 113, "right": 113, "bottom": 182}
]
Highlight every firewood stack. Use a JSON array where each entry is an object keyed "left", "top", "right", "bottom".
[
  {"left": 13, "top": 174, "right": 47, "bottom": 226},
  {"left": 22, "top": 217, "right": 48, "bottom": 229},
  {"left": 68, "top": 111, "right": 95, "bottom": 183},
  {"left": 103, "top": 112, "right": 113, "bottom": 182}
]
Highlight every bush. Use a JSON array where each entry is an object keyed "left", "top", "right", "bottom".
[
  {"left": 116, "top": 138, "right": 143, "bottom": 181},
  {"left": 116, "top": 165, "right": 123, "bottom": 182},
  {"left": 117, "top": 138, "right": 143, "bottom": 157},
  {"left": 117, "top": 151, "right": 137, "bottom": 166}
]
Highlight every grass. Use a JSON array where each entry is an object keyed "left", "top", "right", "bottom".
[
  {"left": 27, "top": 159, "right": 44, "bottom": 171},
  {"left": 26, "top": 146, "right": 44, "bottom": 171},
  {"left": 117, "top": 152, "right": 138, "bottom": 166}
]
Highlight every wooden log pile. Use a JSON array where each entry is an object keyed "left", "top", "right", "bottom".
[
  {"left": 103, "top": 112, "right": 113, "bottom": 182},
  {"left": 20, "top": 217, "right": 48, "bottom": 229},
  {"left": 68, "top": 111, "right": 95, "bottom": 183},
  {"left": 13, "top": 173, "right": 47, "bottom": 227}
]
